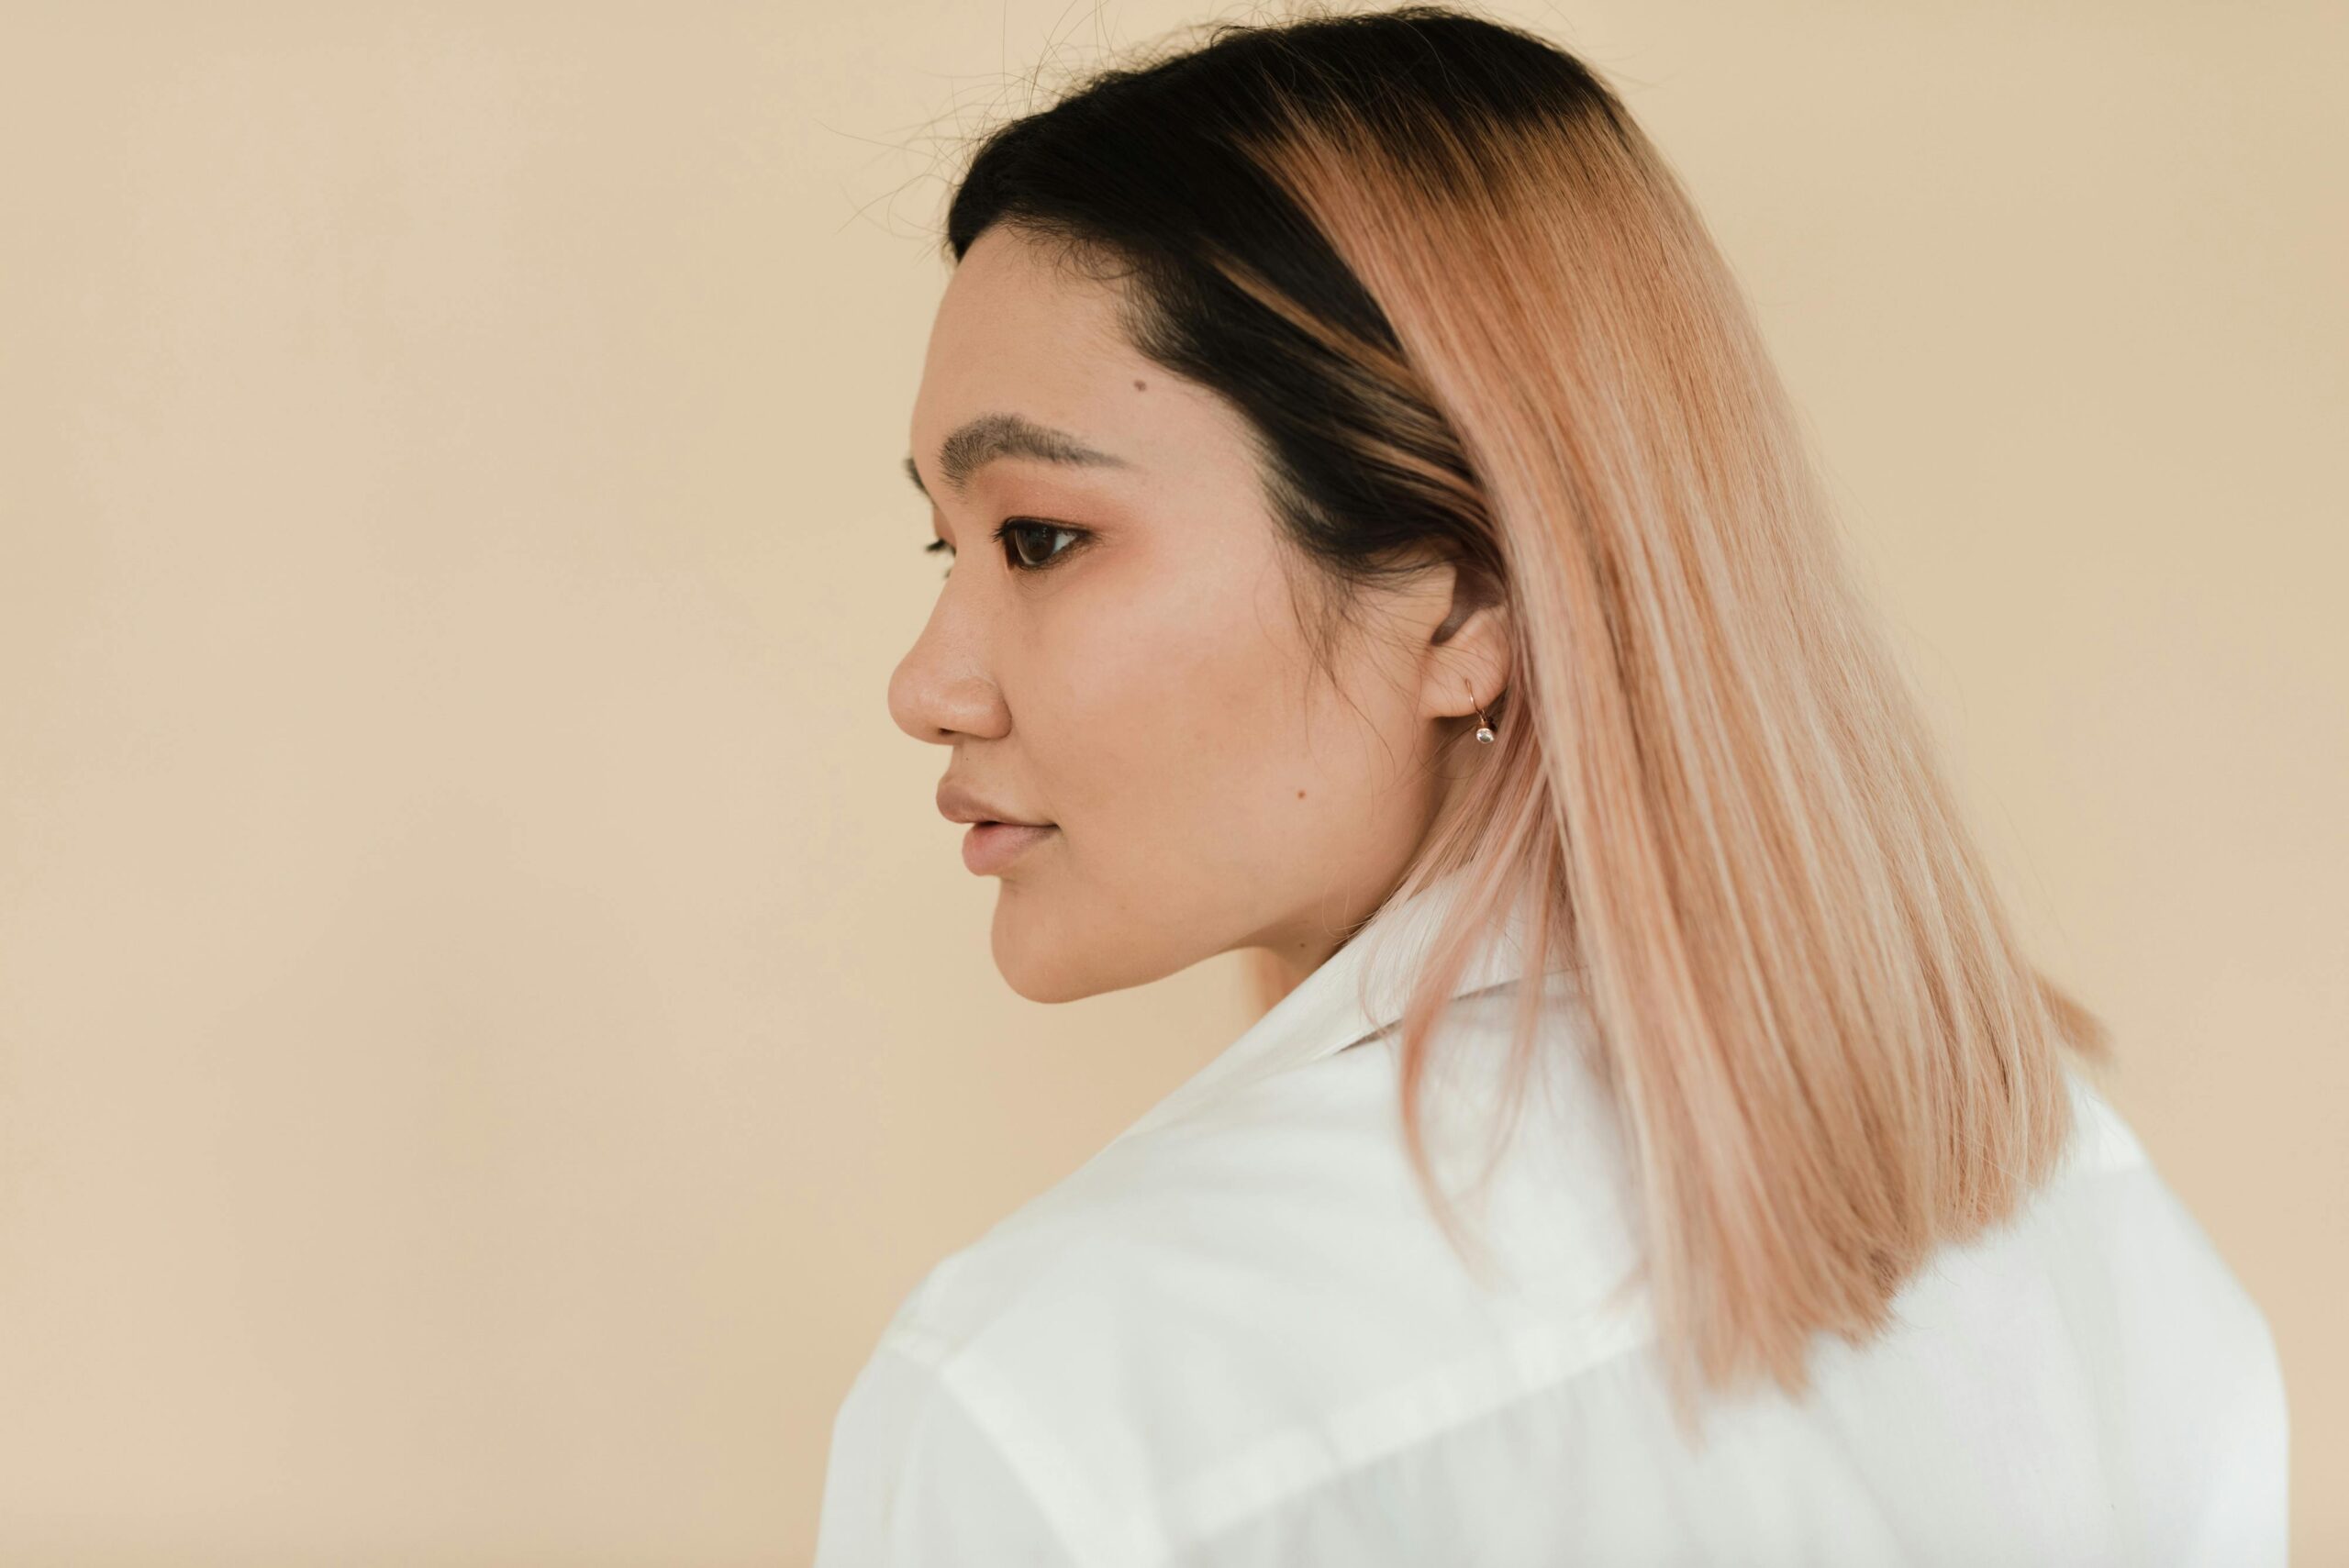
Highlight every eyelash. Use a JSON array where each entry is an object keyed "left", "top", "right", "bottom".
[{"left": 924, "top": 519, "right": 1085, "bottom": 577}]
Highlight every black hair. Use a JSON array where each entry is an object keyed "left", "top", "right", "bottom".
[{"left": 933, "top": 5, "right": 1612, "bottom": 691}]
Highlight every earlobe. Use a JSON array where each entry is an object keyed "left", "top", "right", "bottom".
[
  {"left": 1431, "top": 631, "right": 1510, "bottom": 737},
  {"left": 1466, "top": 677, "right": 1498, "bottom": 744},
  {"left": 1445, "top": 602, "right": 1512, "bottom": 713}
]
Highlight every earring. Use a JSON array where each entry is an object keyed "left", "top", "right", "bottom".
[{"left": 1467, "top": 681, "right": 1497, "bottom": 744}]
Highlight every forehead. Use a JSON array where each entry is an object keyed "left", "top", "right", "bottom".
[
  {"left": 907, "top": 229, "right": 1236, "bottom": 492},
  {"left": 927, "top": 228, "right": 1131, "bottom": 364}
]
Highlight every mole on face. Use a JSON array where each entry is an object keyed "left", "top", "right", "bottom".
[{"left": 1133, "top": 378, "right": 1147, "bottom": 391}]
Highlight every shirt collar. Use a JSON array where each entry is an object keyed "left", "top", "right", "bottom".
[{"left": 1114, "top": 864, "right": 1553, "bottom": 1144}]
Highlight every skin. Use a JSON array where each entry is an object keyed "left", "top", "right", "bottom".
[{"left": 889, "top": 225, "right": 1510, "bottom": 1002}]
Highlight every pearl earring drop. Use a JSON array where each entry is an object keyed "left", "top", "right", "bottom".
[{"left": 1466, "top": 680, "right": 1497, "bottom": 744}]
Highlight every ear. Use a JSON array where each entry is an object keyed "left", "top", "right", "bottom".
[{"left": 1419, "top": 555, "right": 1512, "bottom": 723}]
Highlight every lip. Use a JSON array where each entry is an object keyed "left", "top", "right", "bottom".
[
  {"left": 936, "top": 780, "right": 1052, "bottom": 829},
  {"left": 962, "top": 821, "right": 1058, "bottom": 875}
]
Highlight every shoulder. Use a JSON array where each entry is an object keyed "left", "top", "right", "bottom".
[
  {"left": 844, "top": 977, "right": 1649, "bottom": 1560},
  {"left": 2037, "top": 1068, "right": 2284, "bottom": 1393},
  {"left": 2055, "top": 1066, "right": 2149, "bottom": 1175},
  {"left": 886, "top": 973, "right": 1637, "bottom": 1362}
]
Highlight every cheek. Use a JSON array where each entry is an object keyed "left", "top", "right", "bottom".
[{"left": 1040, "top": 570, "right": 1340, "bottom": 852}]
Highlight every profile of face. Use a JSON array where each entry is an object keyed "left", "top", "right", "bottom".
[{"left": 890, "top": 226, "right": 1507, "bottom": 1003}]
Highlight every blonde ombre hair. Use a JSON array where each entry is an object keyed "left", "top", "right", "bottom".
[{"left": 939, "top": 3, "right": 2113, "bottom": 1437}]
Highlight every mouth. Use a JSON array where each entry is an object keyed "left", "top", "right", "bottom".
[{"left": 962, "top": 819, "right": 1059, "bottom": 874}]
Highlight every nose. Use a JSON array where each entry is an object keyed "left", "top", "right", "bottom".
[{"left": 887, "top": 607, "right": 1011, "bottom": 745}]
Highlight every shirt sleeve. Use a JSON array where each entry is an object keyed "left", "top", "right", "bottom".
[{"left": 812, "top": 1339, "right": 1077, "bottom": 1567}]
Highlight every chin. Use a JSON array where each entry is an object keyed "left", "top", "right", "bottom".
[
  {"left": 992, "top": 910, "right": 1188, "bottom": 1003},
  {"left": 1000, "top": 968, "right": 1091, "bottom": 1005},
  {"left": 993, "top": 949, "right": 1100, "bottom": 1005},
  {"left": 990, "top": 903, "right": 1084, "bottom": 1004}
]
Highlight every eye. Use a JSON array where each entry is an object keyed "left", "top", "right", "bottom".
[
  {"left": 921, "top": 520, "right": 1086, "bottom": 578},
  {"left": 996, "top": 519, "right": 1084, "bottom": 572}
]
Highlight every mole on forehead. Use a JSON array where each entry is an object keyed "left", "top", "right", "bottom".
[{"left": 904, "top": 411, "right": 1134, "bottom": 500}]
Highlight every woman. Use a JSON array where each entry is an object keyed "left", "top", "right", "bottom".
[{"left": 818, "top": 7, "right": 2288, "bottom": 1563}]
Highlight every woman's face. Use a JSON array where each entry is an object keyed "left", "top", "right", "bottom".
[{"left": 890, "top": 225, "right": 1507, "bottom": 1002}]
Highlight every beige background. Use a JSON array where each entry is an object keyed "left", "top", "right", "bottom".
[{"left": 1, "top": 2, "right": 2340, "bottom": 1562}]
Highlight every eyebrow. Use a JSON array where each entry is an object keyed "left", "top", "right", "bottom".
[{"left": 903, "top": 412, "right": 1132, "bottom": 501}]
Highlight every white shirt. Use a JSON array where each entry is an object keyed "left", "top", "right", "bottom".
[{"left": 815, "top": 869, "right": 2289, "bottom": 1566}]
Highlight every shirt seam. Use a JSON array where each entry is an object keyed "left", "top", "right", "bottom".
[
  {"left": 931, "top": 1340, "right": 1167, "bottom": 1565},
  {"left": 875, "top": 1337, "right": 1099, "bottom": 1566},
  {"left": 901, "top": 1161, "right": 2160, "bottom": 1564},
  {"left": 1153, "top": 1298, "right": 1659, "bottom": 1562}
]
